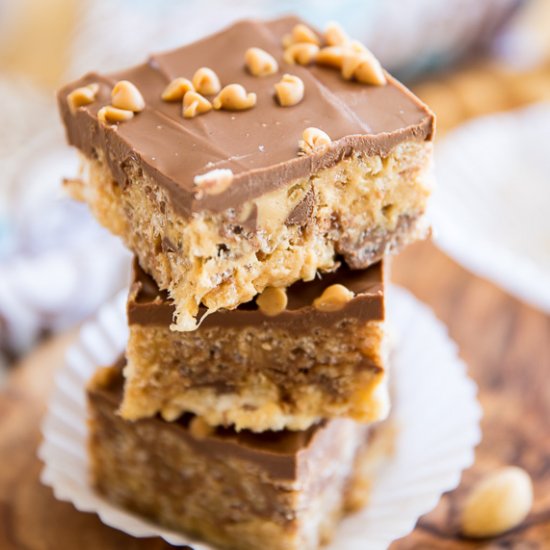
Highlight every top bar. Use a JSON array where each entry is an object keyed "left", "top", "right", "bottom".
[{"left": 58, "top": 16, "right": 435, "bottom": 330}]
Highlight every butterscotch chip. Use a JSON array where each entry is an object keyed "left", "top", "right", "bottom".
[
  {"left": 183, "top": 91, "right": 212, "bottom": 118},
  {"left": 256, "top": 287, "right": 288, "bottom": 316},
  {"left": 188, "top": 416, "right": 215, "bottom": 439},
  {"left": 193, "top": 168, "right": 234, "bottom": 196},
  {"left": 461, "top": 467, "right": 533, "bottom": 538},
  {"left": 162, "top": 77, "right": 194, "bottom": 101},
  {"left": 245, "top": 47, "right": 278, "bottom": 76},
  {"left": 316, "top": 40, "right": 367, "bottom": 70},
  {"left": 282, "top": 23, "right": 320, "bottom": 47},
  {"left": 299, "top": 127, "right": 331, "bottom": 155},
  {"left": 324, "top": 22, "right": 350, "bottom": 46},
  {"left": 192, "top": 67, "right": 221, "bottom": 95},
  {"left": 111, "top": 80, "right": 145, "bottom": 112},
  {"left": 313, "top": 284, "right": 354, "bottom": 312},
  {"left": 354, "top": 56, "right": 386, "bottom": 86},
  {"left": 274, "top": 74, "right": 304, "bottom": 107},
  {"left": 67, "top": 83, "right": 99, "bottom": 114},
  {"left": 342, "top": 51, "right": 386, "bottom": 86},
  {"left": 283, "top": 43, "right": 319, "bottom": 66},
  {"left": 316, "top": 46, "right": 346, "bottom": 69},
  {"left": 213, "top": 84, "right": 256, "bottom": 111},
  {"left": 97, "top": 106, "right": 134, "bottom": 124},
  {"left": 341, "top": 52, "right": 363, "bottom": 80}
]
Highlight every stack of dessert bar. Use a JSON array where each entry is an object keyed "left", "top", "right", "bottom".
[{"left": 58, "top": 16, "right": 434, "bottom": 550}]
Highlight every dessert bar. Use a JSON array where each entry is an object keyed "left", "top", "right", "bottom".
[
  {"left": 88, "top": 360, "right": 386, "bottom": 550},
  {"left": 122, "top": 258, "right": 388, "bottom": 431},
  {"left": 58, "top": 16, "right": 434, "bottom": 330}
]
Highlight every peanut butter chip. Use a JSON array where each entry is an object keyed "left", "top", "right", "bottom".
[
  {"left": 67, "top": 83, "right": 99, "bottom": 114},
  {"left": 342, "top": 50, "right": 386, "bottom": 86},
  {"left": 162, "top": 77, "right": 194, "bottom": 101},
  {"left": 316, "top": 46, "right": 347, "bottom": 69},
  {"left": 312, "top": 24, "right": 385, "bottom": 87},
  {"left": 183, "top": 91, "right": 212, "bottom": 118},
  {"left": 341, "top": 53, "right": 361, "bottom": 80},
  {"left": 324, "top": 21, "right": 350, "bottom": 46},
  {"left": 299, "top": 127, "right": 331, "bottom": 155},
  {"left": 97, "top": 106, "right": 134, "bottom": 124},
  {"left": 282, "top": 23, "right": 320, "bottom": 47},
  {"left": 461, "top": 467, "right": 533, "bottom": 538},
  {"left": 256, "top": 287, "right": 288, "bottom": 316},
  {"left": 245, "top": 47, "right": 278, "bottom": 76},
  {"left": 189, "top": 417, "right": 215, "bottom": 439},
  {"left": 213, "top": 84, "right": 256, "bottom": 111},
  {"left": 111, "top": 80, "right": 145, "bottom": 112},
  {"left": 313, "top": 284, "right": 354, "bottom": 312},
  {"left": 274, "top": 74, "right": 304, "bottom": 107},
  {"left": 193, "top": 168, "right": 234, "bottom": 197},
  {"left": 283, "top": 43, "right": 319, "bottom": 66},
  {"left": 192, "top": 67, "right": 221, "bottom": 95}
]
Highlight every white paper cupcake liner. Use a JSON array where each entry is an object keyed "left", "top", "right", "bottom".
[
  {"left": 432, "top": 102, "right": 550, "bottom": 314},
  {"left": 39, "top": 286, "right": 481, "bottom": 549}
]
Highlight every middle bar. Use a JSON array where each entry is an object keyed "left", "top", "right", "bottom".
[{"left": 123, "top": 258, "right": 388, "bottom": 432}]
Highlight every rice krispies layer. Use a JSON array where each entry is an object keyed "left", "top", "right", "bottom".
[{"left": 69, "top": 139, "right": 431, "bottom": 331}]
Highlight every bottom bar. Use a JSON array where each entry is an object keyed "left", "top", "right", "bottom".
[{"left": 87, "top": 359, "right": 393, "bottom": 550}]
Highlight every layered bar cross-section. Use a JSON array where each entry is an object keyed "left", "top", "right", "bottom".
[{"left": 123, "top": 258, "right": 388, "bottom": 431}]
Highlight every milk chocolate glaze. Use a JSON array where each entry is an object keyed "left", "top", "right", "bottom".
[{"left": 58, "top": 17, "right": 434, "bottom": 217}]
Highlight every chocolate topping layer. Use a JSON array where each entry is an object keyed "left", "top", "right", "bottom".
[
  {"left": 89, "top": 360, "right": 358, "bottom": 480},
  {"left": 128, "top": 257, "right": 385, "bottom": 329},
  {"left": 58, "top": 16, "right": 434, "bottom": 216}
]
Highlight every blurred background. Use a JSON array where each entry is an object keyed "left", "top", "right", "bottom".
[{"left": 0, "top": 0, "right": 549, "bottom": 372}]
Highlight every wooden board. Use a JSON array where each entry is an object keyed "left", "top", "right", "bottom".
[{"left": 1, "top": 241, "right": 549, "bottom": 549}]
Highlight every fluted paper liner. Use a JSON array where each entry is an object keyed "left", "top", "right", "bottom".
[
  {"left": 39, "top": 286, "right": 481, "bottom": 549},
  {"left": 432, "top": 103, "right": 550, "bottom": 314}
]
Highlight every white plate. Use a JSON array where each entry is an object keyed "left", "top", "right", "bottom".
[
  {"left": 39, "top": 286, "right": 481, "bottom": 550},
  {"left": 432, "top": 102, "right": 550, "bottom": 314}
]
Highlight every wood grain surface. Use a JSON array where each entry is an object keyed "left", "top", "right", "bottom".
[{"left": 1, "top": 241, "right": 549, "bottom": 549}]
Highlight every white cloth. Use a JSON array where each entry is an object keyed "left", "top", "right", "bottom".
[{"left": 0, "top": 82, "right": 130, "bottom": 357}]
